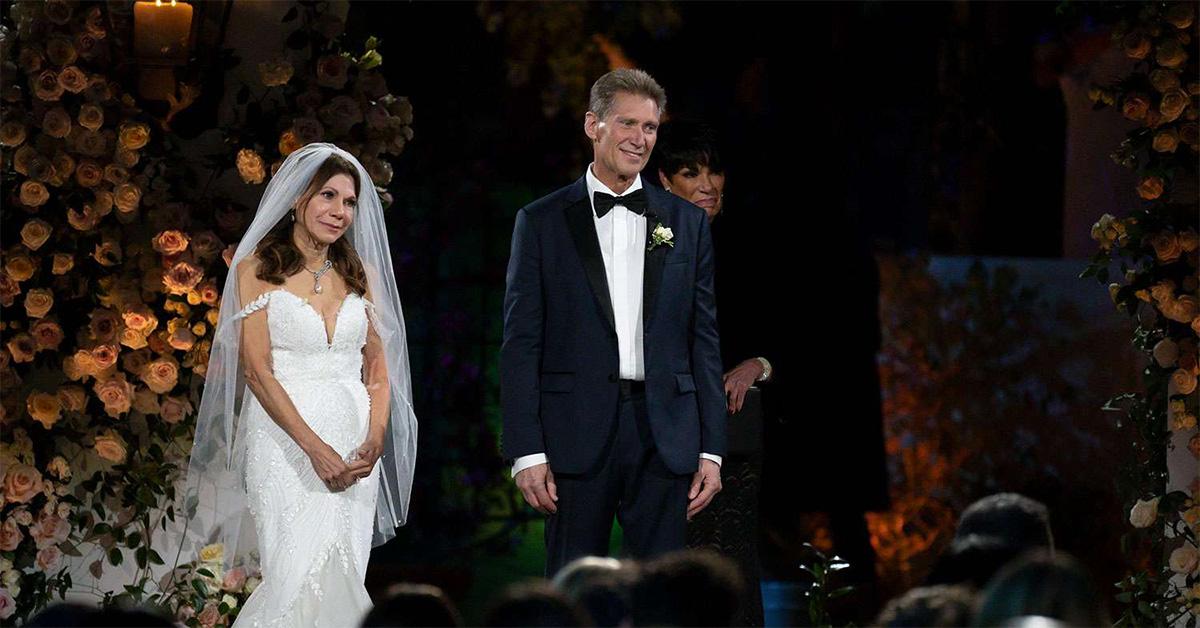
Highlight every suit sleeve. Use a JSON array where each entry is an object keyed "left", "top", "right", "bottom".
[
  {"left": 500, "top": 208, "right": 546, "bottom": 461},
  {"left": 691, "top": 214, "right": 727, "bottom": 458}
]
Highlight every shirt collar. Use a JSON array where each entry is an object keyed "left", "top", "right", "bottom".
[{"left": 585, "top": 163, "right": 643, "bottom": 217}]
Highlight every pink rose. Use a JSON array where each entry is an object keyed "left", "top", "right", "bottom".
[
  {"left": 0, "top": 519, "right": 22, "bottom": 551},
  {"left": 315, "top": 55, "right": 350, "bottom": 90},
  {"left": 4, "top": 465, "right": 44, "bottom": 504},
  {"left": 222, "top": 566, "right": 247, "bottom": 592},
  {"left": 36, "top": 545, "right": 63, "bottom": 572},
  {"left": 159, "top": 395, "right": 192, "bottom": 424},
  {"left": 30, "top": 512, "right": 69, "bottom": 549},
  {"left": 0, "top": 587, "right": 13, "bottom": 620},
  {"left": 197, "top": 602, "right": 220, "bottom": 628}
]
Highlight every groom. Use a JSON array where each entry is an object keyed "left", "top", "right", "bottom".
[{"left": 502, "top": 69, "right": 726, "bottom": 576}]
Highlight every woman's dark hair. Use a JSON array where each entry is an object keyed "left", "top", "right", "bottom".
[
  {"left": 974, "top": 551, "right": 1110, "bottom": 627},
  {"left": 255, "top": 154, "right": 368, "bottom": 295},
  {"left": 652, "top": 119, "right": 724, "bottom": 180}
]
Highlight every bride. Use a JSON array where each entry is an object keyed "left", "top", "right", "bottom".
[{"left": 182, "top": 143, "right": 417, "bottom": 627}]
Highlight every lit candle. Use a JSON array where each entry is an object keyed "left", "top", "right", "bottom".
[{"left": 133, "top": 0, "right": 193, "bottom": 62}]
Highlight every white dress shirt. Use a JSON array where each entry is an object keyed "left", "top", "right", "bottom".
[{"left": 512, "top": 165, "right": 722, "bottom": 477}]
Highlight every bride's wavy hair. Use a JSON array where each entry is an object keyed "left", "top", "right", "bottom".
[{"left": 256, "top": 154, "right": 369, "bottom": 296}]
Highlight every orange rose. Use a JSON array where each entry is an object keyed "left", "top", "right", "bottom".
[
  {"left": 1171, "top": 368, "right": 1198, "bottom": 396},
  {"left": 142, "top": 356, "right": 180, "bottom": 394},
  {"left": 93, "top": 373, "right": 133, "bottom": 418},
  {"left": 49, "top": 152, "right": 75, "bottom": 187},
  {"left": 153, "top": 230, "right": 190, "bottom": 256},
  {"left": 113, "top": 183, "right": 141, "bottom": 214},
  {"left": 0, "top": 273, "right": 17, "bottom": 307},
  {"left": 169, "top": 327, "right": 196, "bottom": 352},
  {"left": 191, "top": 232, "right": 223, "bottom": 262},
  {"left": 1157, "top": 38, "right": 1189, "bottom": 70},
  {"left": 1167, "top": 2, "right": 1196, "bottom": 29},
  {"left": 34, "top": 69, "right": 65, "bottom": 101},
  {"left": 236, "top": 149, "right": 266, "bottom": 184},
  {"left": 71, "top": 348, "right": 98, "bottom": 377},
  {"left": 7, "top": 334, "right": 36, "bottom": 363},
  {"left": 121, "top": 348, "right": 151, "bottom": 376},
  {"left": 1153, "top": 128, "right": 1181, "bottom": 153},
  {"left": 1151, "top": 69, "right": 1182, "bottom": 93},
  {"left": 26, "top": 392, "right": 62, "bottom": 429},
  {"left": 0, "top": 121, "right": 27, "bottom": 147},
  {"left": 30, "top": 319, "right": 64, "bottom": 351},
  {"left": 67, "top": 205, "right": 99, "bottom": 232},
  {"left": 198, "top": 280, "right": 220, "bottom": 306},
  {"left": 92, "top": 190, "right": 114, "bottom": 214},
  {"left": 278, "top": 129, "right": 301, "bottom": 156},
  {"left": 57, "top": 66, "right": 88, "bottom": 93},
  {"left": 121, "top": 305, "right": 158, "bottom": 335},
  {"left": 1123, "top": 32, "right": 1151, "bottom": 59},
  {"left": 92, "top": 429, "right": 127, "bottom": 463},
  {"left": 72, "top": 128, "right": 107, "bottom": 157},
  {"left": 1180, "top": 230, "right": 1199, "bottom": 252},
  {"left": 159, "top": 395, "right": 192, "bottom": 424},
  {"left": 24, "top": 288, "right": 53, "bottom": 318},
  {"left": 41, "top": 107, "right": 71, "bottom": 138},
  {"left": 19, "top": 47, "right": 44, "bottom": 73},
  {"left": 0, "top": 519, "right": 21, "bottom": 551},
  {"left": 114, "top": 148, "right": 139, "bottom": 168},
  {"left": 4, "top": 464, "right": 44, "bottom": 504},
  {"left": 118, "top": 121, "right": 150, "bottom": 150},
  {"left": 73, "top": 160, "right": 103, "bottom": 187},
  {"left": 20, "top": 180, "right": 49, "bottom": 207},
  {"left": 163, "top": 261, "right": 204, "bottom": 296},
  {"left": 51, "top": 254, "right": 73, "bottom": 276},
  {"left": 103, "top": 165, "right": 129, "bottom": 186},
  {"left": 258, "top": 58, "right": 294, "bottom": 87},
  {"left": 56, "top": 386, "right": 86, "bottom": 413},
  {"left": 1151, "top": 231, "right": 1183, "bottom": 262},
  {"left": 1122, "top": 93, "right": 1151, "bottom": 121},
  {"left": 1160, "top": 88, "right": 1189, "bottom": 122},
  {"left": 91, "top": 344, "right": 119, "bottom": 371},
  {"left": 148, "top": 330, "right": 171, "bottom": 355},
  {"left": 133, "top": 386, "right": 159, "bottom": 415},
  {"left": 20, "top": 219, "right": 52, "bottom": 251},
  {"left": 1138, "top": 175, "right": 1165, "bottom": 200}
]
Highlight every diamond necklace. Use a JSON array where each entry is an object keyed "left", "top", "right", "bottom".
[{"left": 305, "top": 259, "right": 333, "bottom": 294}]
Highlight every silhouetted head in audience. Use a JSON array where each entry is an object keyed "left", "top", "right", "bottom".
[
  {"left": 483, "top": 581, "right": 591, "bottom": 627},
  {"left": 28, "top": 602, "right": 174, "bottom": 626},
  {"left": 630, "top": 549, "right": 743, "bottom": 627},
  {"left": 552, "top": 556, "right": 639, "bottom": 627},
  {"left": 975, "top": 552, "right": 1109, "bottom": 627},
  {"left": 361, "top": 583, "right": 462, "bottom": 627},
  {"left": 875, "top": 584, "right": 977, "bottom": 627},
  {"left": 928, "top": 493, "right": 1054, "bottom": 588}
]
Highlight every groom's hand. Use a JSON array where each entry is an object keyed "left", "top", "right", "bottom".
[
  {"left": 515, "top": 463, "right": 558, "bottom": 515},
  {"left": 687, "top": 459, "right": 722, "bottom": 520}
]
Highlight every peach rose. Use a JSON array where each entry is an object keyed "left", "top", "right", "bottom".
[
  {"left": 50, "top": 254, "right": 73, "bottom": 276},
  {"left": 1171, "top": 368, "right": 1198, "bottom": 396},
  {"left": 119, "top": 328, "right": 148, "bottom": 350},
  {"left": 169, "top": 327, "right": 196, "bottom": 352},
  {"left": 118, "top": 121, "right": 150, "bottom": 150},
  {"left": 36, "top": 546, "right": 62, "bottom": 572},
  {"left": 1157, "top": 38, "right": 1189, "bottom": 70},
  {"left": 142, "top": 356, "right": 180, "bottom": 394},
  {"left": 121, "top": 304, "right": 158, "bottom": 335},
  {"left": 1151, "top": 68, "right": 1182, "bottom": 93},
  {"left": 1161, "top": 88, "right": 1190, "bottom": 122},
  {"left": 18, "top": 46, "right": 44, "bottom": 73},
  {"left": 0, "top": 273, "right": 17, "bottom": 308},
  {"left": 114, "top": 148, "right": 139, "bottom": 168},
  {"left": 20, "top": 180, "right": 49, "bottom": 207},
  {"left": 62, "top": 355, "right": 85, "bottom": 381},
  {"left": 113, "top": 183, "right": 141, "bottom": 214},
  {"left": 34, "top": 70, "right": 64, "bottom": 101},
  {"left": 41, "top": 107, "right": 71, "bottom": 138},
  {"left": 291, "top": 117, "right": 325, "bottom": 146},
  {"left": 222, "top": 566, "right": 247, "bottom": 592},
  {"left": 197, "top": 602, "right": 219, "bottom": 628},
  {"left": 93, "top": 373, "right": 133, "bottom": 417},
  {"left": 1153, "top": 128, "right": 1181, "bottom": 153},
  {"left": 93, "top": 429, "right": 127, "bottom": 463},
  {"left": 31, "top": 320, "right": 64, "bottom": 351},
  {"left": 0, "top": 122, "right": 26, "bottom": 148},
  {"left": 30, "top": 513, "right": 69, "bottom": 550},
  {"left": 258, "top": 58, "right": 294, "bottom": 87},
  {"left": 26, "top": 392, "right": 61, "bottom": 430},
  {"left": 74, "top": 160, "right": 103, "bottom": 187},
  {"left": 190, "top": 231, "right": 223, "bottom": 262},
  {"left": 7, "top": 334, "right": 37, "bottom": 364},
  {"left": 24, "top": 288, "right": 53, "bottom": 319},
  {"left": 148, "top": 331, "right": 171, "bottom": 355},
  {"left": 19, "top": 220, "right": 51, "bottom": 252},
  {"left": 102, "top": 165, "right": 129, "bottom": 186},
  {"left": 132, "top": 387, "right": 159, "bottom": 416},
  {"left": 4, "top": 464, "right": 43, "bottom": 504},
  {"left": 72, "top": 128, "right": 107, "bottom": 157},
  {"left": 0, "top": 519, "right": 21, "bottom": 551},
  {"left": 1123, "top": 32, "right": 1151, "bottom": 60},
  {"left": 163, "top": 261, "right": 203, "bottom": 296},
  {"left": 89, "top": 308, "right": 121, "bottom": 343},
  {"left": 153, "top": 230, "right": 190, "bottom": 256},
  {"left": 57, "top": 66, "right": 88, "bottom": 93},
  {"left": 1185, "top": 122, "right": 1200, "bottom": 148},
  {"left": 56, "top": 386, "right": 86, "bottom": 413},
  {"left": 77, "top": 103, "right": 103, "bottom": 131},
  {"left": 159, "top": 395, "right": 192, "bottom": 425},
  {"left": 93, "top": 238, "right": 121, "bottom": 266},
  {"left": 49, "top": 152, "right": 75, "bottom": 187},
  {"left": 71, "top": 348, "right": 98, "bottom": 376},
  {"left": 5, "top": 252, "right": 35, "bottom": 282},
  {"left": 121, "top": 348, "right": 152, "bottom": 376},
  {"left": 1170, "top": 295, "right": 1200, "bottom": 324},
  {"left": 1179, "top": 230, "right": 1199, "bottom": 252},
  {"left": 1122, "top": 92, "right": 1150, "bottom": 121},
  {"left": 90, "top": 344, "right": 119, "bottom": 371},
  {"left": 236, "top": 149, "right": 266, "bottom": 184},
  {"left": 1167, "top": 2, "right": 1196, "bottom": 29}
]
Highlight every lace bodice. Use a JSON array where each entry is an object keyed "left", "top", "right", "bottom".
[{"left": 234, "top": 289, "right": 369, "bottom": 383}]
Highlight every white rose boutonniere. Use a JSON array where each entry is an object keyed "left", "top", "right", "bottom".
[{"left": 649, "top": 223, "right": 674, "bottom": 251}]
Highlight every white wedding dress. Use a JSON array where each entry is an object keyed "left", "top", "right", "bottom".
[{"left": 229, "top": 289, "right": 381, "bottom": 628}]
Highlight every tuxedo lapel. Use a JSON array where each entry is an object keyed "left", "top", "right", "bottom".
[
  {"left": 563, "top": 180, "right": 617, "bottom": 334},
  {"left": 643, "top": 191, "right": 670, "bottom": 330}
]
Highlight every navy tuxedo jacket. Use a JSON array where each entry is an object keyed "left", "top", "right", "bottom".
[{"left": 501, "top": 176, "right": 726, "bottom": 476}]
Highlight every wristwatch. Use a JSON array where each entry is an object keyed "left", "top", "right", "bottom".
[{"left": 755, "top": 357, "right": 772, "bottom": 382}]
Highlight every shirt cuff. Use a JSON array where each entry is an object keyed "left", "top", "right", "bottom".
[
  {"left": 511, "top": 453, "right": 548, "bottom": 478},
  {"left": 755, "top": 357, "right": 773, "bottom": 382},
  {"left": 700, "top": 453, "right": 722, "bottom": 467}
]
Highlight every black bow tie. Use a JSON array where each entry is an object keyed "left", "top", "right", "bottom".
[{"left": 593, "top": 188, "right": 648, "bottom": 218}]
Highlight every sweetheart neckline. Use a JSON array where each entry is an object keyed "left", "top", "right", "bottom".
[{"left": 266, "top": 289, "right": 360, "bottom": 349}]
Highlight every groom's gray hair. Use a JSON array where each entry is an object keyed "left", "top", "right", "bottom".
[{"left": 589, "top": 68, "right": 667, "bottom": 121}]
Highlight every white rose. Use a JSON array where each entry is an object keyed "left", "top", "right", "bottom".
[
  {"left": 1154, "top": 338, "right": 1180, "bottom": 368},
  {"left": 244, "top": 576, "right": 261, "bottom": 594},
  {"left": 1, "top": 570, "right": 19, "bottom": 592},
  {"left": 1130, "top": 497, "right": 1160, "bottom": 528},
  {"left": 1170, "top": 545, "right": 1200, "bottom": 574},
  {"left": 656, "top": 226, "right": 673, "bottom": 240},
  {"left": 0, "top": 559, "right": 10, "bottom": 574},
  {"left": 222, "top": 594, "right": 238, "bottom": 609}
]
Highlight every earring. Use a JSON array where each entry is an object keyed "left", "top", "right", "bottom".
[
  {"left": 666, "top": 187, "right": 671, "bottom": 192},
  {"left": 291, "top": 210, "right": 296, "bottom": 222}
]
